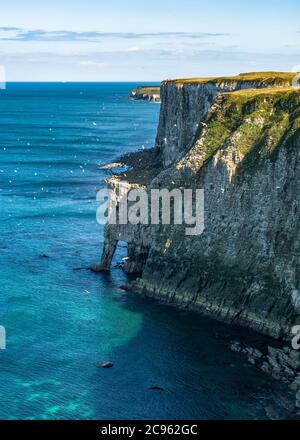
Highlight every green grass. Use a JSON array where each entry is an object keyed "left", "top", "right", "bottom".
[
  {"left": 196, "top": 87, "right": 300, "bottom": 173},
  {"left": 163, "top": 72, "right": 298, "bottom": 87},
  {"left": 164, "top": 73, "right": 300, "bottom": 177},
  {"left": 132, "top": 86, "right": 160, "bottom": 95}
]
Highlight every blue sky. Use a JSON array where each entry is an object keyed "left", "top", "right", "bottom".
[{"left": 0, "top": 0, "right": 300, "bottom": 81}]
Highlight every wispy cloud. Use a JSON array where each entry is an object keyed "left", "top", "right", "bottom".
[
  {"left": 1, "top": 46, "right": 299, "bottom": 82},
  {"left": 79, "top": 60, "right": 110, "bottom": 67},
  {"left": 0, "top": 27, "right": 229, "bottom": 42},
  {"left": 0, "top": 27, "right": 22, "bottom": 31}
]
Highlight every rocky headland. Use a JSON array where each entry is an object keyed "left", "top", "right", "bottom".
[{"left": 129, "top": 86, "right": 161, "bottom": 103}]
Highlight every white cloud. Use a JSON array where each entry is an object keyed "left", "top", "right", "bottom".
[
  {"left": 79, "top": 60, "right": 110, "bottom": 67},
  {"left": 124, "top": 47, "right": 141, "bottom": 53}
]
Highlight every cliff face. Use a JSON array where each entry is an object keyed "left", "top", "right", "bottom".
[
  {"left": 156, "top": 73, "right": 295, "bottom": 167},
  {"left": 96, "top": 72, "right": 300, "bottom": 340}
]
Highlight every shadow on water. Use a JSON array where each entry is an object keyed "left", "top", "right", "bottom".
[{"left": 87, "top": 260, "right": 291, "bottom": 420}]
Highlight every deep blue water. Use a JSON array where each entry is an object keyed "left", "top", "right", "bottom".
[{"left": 0, "top": 83, "right": 288, "bottom": 420}]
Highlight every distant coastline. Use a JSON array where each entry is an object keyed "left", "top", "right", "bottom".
[{"left": 129, "top": 85, "right": 161, "bottom": 103}]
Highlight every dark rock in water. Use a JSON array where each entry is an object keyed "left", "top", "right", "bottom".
[
  {"left": 214, "top": 332, "right": 230, "bottom": 341},
  {"left": 243, "top": 346, "right": 264, "bottom": 365},
  {"left": 230, "top": 341, "right": 242, "bottom": 353},
  {"left": 265, "top": 406, "right": 280, "bottom": 420},
  {"left": 99, "top": 362, "right": 114, "bottom": 368},
  {"left": 148, "top": 386, "right": 164, "bottom": 391},
  {"left": 90, "top": 264, "right": 109, "bottom": 273},
  {"left": 277, "top": 395, "right": 295, "bottom": 413},
  {"left": 120, "top": 285, "right": 129, "bottom": 291},
  {"left": 73, "top": 267, "right": 88, "bottom": 271},
  {"left": 296, "top": 390, "right": 300, "bottom": 409},
  {"left": 261, "top": 362, "right": 272, "bottom": 375},
  {"left": 114, "top": 262, "right": 124, "bottom": 269},
  {"left": 290, "top": 374, "right": 300, "bottom": 391},
  {"left": 228, "top": 340, "right": 300, "bottom": 415},
  {"left": 39, "top": 253, "right": 49, "bottom": 258}
]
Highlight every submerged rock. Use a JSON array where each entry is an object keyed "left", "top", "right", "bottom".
[
  {"left": 277, "top": 396, "right": 295, "bottom": 413},
  {"left": 264, "top": 406, "right": 280, "bottom": 420},
  {"left": 296, "top": 389, "right": 300, "bottom": 409},
  {"left": 230, "top": 341, "right": 242, "bottom": 353},
  {"left": 229, "top": 339, "right": 300, "bottom": 414},
  {"left": 90, "top": 264, "right": 110, "bottom": 273}
]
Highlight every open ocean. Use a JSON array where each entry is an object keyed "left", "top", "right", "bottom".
[{"left": 0, "top": 83, "right": 288, "bottom": 419}]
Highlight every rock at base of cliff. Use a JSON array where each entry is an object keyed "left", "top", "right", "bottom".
[{"left": 90, "top": 264, "right": 110, "bottom": 273}]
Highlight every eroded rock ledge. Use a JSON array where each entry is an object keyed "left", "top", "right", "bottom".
[{"left": 230, "top": 342, "right": 300, "bottom": 414}]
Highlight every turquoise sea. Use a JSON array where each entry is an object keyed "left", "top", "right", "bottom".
[{"left": 0, "top": 83, "right": 288, "bottom": 419}]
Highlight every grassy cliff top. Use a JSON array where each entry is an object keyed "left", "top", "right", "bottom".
[
  {"left": 132, "top": 86, "right": 160, "bottom": 95},
  {"left": 223, "top": 86, "right": 300, "bottom": 101},
  {"left": 188, "top": 86, "right": 300, "bottom": 175},
  {"left": 163, "top": 72, "right": 298, "bottom": 87}
]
